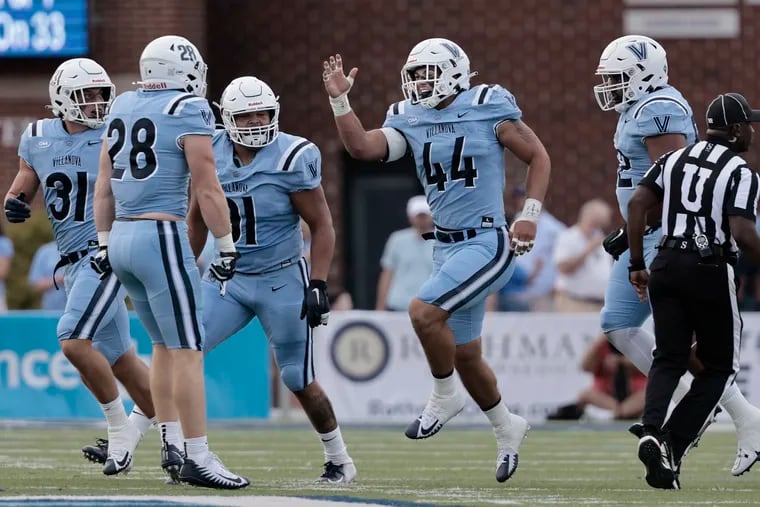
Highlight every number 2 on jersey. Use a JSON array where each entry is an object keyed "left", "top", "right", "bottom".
[
  {"left": 423, "top": 136, "right": 477, "bottom": 192},
  {"left": 616, "top": 149, "right": 633, "bottom": 188}
]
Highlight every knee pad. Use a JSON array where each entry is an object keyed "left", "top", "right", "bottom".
[{"left": 280, "top": 363, "right": 308, "bottom": 392}]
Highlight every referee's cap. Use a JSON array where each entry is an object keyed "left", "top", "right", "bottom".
[{"left": 706, "top": 93, "right": 760, "bottom": 128}]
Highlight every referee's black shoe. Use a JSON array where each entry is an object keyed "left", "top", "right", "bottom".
[{"left": 638, "top": 434, "right": 680, "bottom": 490}]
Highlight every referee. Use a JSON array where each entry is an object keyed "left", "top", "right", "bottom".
[{"left": 627, "top": 92, "right": 760, "bottom": 489}]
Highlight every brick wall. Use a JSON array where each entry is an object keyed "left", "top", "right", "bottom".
[{"left": 2, "top": 0, "right": 760, "bottom": 287}]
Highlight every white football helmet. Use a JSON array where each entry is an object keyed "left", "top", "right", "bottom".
[
  {"left": 220, "top": 77, "right": 280, "bottom": 148},
  {"left": 594, "top": 35, "right": 668, "bottom": 112},
  {"left": 49, "top": 58, "right": 114, "bottom": 128},
  {"left": 401, "top": 38, "right": 473, "bottom": 108},
  {"left": 138, "top": 35, "right": 207, "bottom": 97}
]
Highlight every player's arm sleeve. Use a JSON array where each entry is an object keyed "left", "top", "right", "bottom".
[
  {"left": 635, "top": 101, "right": 693, "bottom": 140},
  {"left": 482, "top": 85, "right": 522, "bottom": 135},
  {"left": 379, "top": 127, "right": 408, "bottom": 162},
  {"left": 284, "top": 142, "right": 322, "bottom": 191},
  {"left": 17, "top": 123, "right": 33, "bottom": 165},
  {"left": 726, "top": 167, "right": 760, "bottom": 220},
  {"left": 174, "top": 98, "right": 216, "bottom": 149}
]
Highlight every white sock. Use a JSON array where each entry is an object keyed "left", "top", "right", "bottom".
[
  {"left": 128, "top": 407, "right": 154, "bottom": 436},
  {"left": 318, "top": 426, "right": 351, "bottom": 464},
  {"left": 606, "top": 328, "right": 654, "bottom": 375},
  {"left": 720, "top": 383, "right": 757, "bottom": 427},
  {"left": 100, "top": 397, "right": 128, "bottom": 430},
  {"left": 433, "top": 371, "right": 457, "bottom": 397},
  {"left": 159, "top": 421, "right": 183, "bottom": 451},
  {"left": 484, "top": 398, "right": 511, "bottom": 431},
  {"left": 185, "top": 435, "right": 209, "bottom": 462}
]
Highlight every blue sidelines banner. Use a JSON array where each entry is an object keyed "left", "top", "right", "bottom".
[{"left": 0, "top": 312, "right": 269, "bottom": 419}]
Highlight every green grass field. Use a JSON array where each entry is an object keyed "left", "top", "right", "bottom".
[{"left": 0, "top": 423, "right": 757, "bottom": 506}]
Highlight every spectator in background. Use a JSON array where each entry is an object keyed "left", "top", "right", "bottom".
[
  {"left": 0, "top": 221, "right": 11, "bottom": 312},
  {"left": 28, "top": 241, "right": 67, "bottom": 311},
  {"left": 553, "top": 199, "right": 613, "bottom": 312},
  {"left": 375, "top": 196, "right": 434, "bottom": 311},
  {"left": 547, "top": 335, "right": 647, "bottom": 421},
  {"left": 508, "top": 187, "right": 566, "bottom": 311}
]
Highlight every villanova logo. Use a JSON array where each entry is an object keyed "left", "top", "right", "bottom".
[
  {"left": 307, "top": 161, "right": 318, "bottom": 178},
  {"left": 653, "top": 115, "right": 671, "bottom": 134},
  {"left": 200, "top": 109, "right": 213, "bottom": 126},
  {"left": 626, "top": 42, "right": 648, "bottom": 61},
  {"left": 440, "top": 42, "right": 461, "bottom": 58}
]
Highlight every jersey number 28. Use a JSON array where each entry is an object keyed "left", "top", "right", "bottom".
[{"left": 107, "top": 118, "right": 158, "bottom": 180}]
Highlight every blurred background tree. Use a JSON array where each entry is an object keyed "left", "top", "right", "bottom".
[{"left": 4, "top": 213, "right": 54, "bottom": 310}]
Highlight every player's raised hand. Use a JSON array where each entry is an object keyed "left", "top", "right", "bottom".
[{"left": 322, "top": 54, "right": 357, "bottom": 98}]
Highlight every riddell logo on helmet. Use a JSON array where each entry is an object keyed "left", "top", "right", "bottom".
[
  {"left": 143, "top": 82, "right": 168, "bottom": 90},
  {"left": 247, "top": 101, "right": 264, "bottom": 106},
  {"left": 91, "top": 79, "right": 106, "bottom": 83}
]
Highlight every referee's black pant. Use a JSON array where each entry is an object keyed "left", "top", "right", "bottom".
[{"left": 643, "top": 248, "right": 741, "bottom": 463}]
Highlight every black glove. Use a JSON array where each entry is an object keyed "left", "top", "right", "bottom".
[
  {"left": 4, "top": 192, "right": 30, "bottom": 223},
  {"left": 603, "top": 225, "right": 629, "bottom": 261},
  {"left": 208, "top": 251, "right": 240, "bottom": 295},
  {"left": 301, "top": 279, "right": 330, "bottom": 328},
  {"left": 90, "top": 246, "right": 112, "bottom": 279}
]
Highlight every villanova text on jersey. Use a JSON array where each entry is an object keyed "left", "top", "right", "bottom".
[{"left": 382, "top": 84, "right": 521, "bottom": 230}]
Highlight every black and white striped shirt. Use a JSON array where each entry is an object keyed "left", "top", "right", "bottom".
[{"left": 640, "top": 139, "right": 760, "bottom": 251}]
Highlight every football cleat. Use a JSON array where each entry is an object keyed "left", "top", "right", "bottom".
[
  {"left": 495, "top": 414, "right": 530, "bottom": 483},
  {"left": 179, "top": 452, "right": 250, "bottom": 490},
  {"left": 161, "top": 443, "right": 185, "bottom": 483},
  {"left": 638, "top": 435, "right": 680, "bottom": 490},
  {"left": 405, "top": 389, "right": 466, "bottom": 440},
  {"left": 103, "top": 449, "right": 133, "bottom": 476},
  {"left": 316, "top": 461, "right": 357, "bottom": 484},
  {"left": 82, "top": 438, "right": 108, "bottom": 465},
  {"left": 731, "top": 407, "right": 760, "bottom": 476}
]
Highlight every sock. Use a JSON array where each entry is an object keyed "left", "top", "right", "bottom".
[
  {"left": 185, "top": 435, "right": 209, "bottom": 462},
  {"left": 605, "top": 328, "right": 654, "bottom": 375},
  {"left": 319, "top": 426, "right": 351, "bottom": 464},
  {"left": 720, "top": 382, "right": 757, "bottom": 428},
  {"left": 433, "top": 370, "right": 457, "bottom": 397},
  {"left": 484, "top": 398, "right": 513, "bottom": 444},
  {"left": 128, "top": 407, "right": 154, "bottom": 436},
  {"left": 159, "top": 421, "right": 183, "bottom": 451},
  {"left": 100, "top": 397, "right": 128, "bottom": 430}
]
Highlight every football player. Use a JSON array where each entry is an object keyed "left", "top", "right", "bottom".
[
  {"left": 595, "top": 34, "right": 760, "bottom": 475},
  {"left": 322, "top": 38, "right": 551, "bottom": 482},
  {"left": 4, "top": 58, "right": 155, "bottom": 476},
  {"left": 186, "top": 76, "right": 356, "bottom": 484},
  {"left": 92, "top": 35, "right": 248, "bottom": 489}
]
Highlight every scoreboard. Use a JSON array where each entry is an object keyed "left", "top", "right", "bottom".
[{"left": 0, "top": 0, "right": 88, "bottom": 57}]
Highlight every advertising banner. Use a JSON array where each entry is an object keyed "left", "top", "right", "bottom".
[
  {"left": 0, "top": 312, "right": 270, "bottom": 420},
  {"left": 314, "top": 311, "right": 760, "bottom": 425}
]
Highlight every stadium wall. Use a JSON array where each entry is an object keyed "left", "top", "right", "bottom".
[{"left": 1, "top": 0, "right": 759, "bottom": 289}]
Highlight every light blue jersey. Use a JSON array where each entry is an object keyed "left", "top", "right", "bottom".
[
  {"left": 212, "top": 130, "right": 320, "bottom": 274},
  {"left": 106, "top": 89, "right": 210, "bottom": 351},
  {"left": 382, "top": 84, "right": 521, "bottom": 230},
  {"left": 17, "top": 118, "right": 130, "bottom": 361},
  {"left": 106, "top": 89, "right": 215, "bottom": 219},
  {"left": 613, "top": 85, "right": 697, "bottom": 221},
  {"left": 601, "top": 85, "right": 697, "bottom": 334},
  {"left": 18, "top": 119, "right": 102, "bottom": 254}
]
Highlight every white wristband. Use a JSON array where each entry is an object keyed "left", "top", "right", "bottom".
[
  {"left": 215, "top": 232, "right": 236, "bottom": 253},
  {"left": 329, "top": 93, "right": 352, "bottom": 116},
  {"left": 519, "top": 198, "right": 542, "bottom": 223},
  {"left": 97, "top": 231, "right": 110, "bottom": 247}
]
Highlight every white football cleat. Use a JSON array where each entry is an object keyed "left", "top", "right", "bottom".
[
  {"left": 405, "top": 389, "right": 466, "bottom": 440},
  {"left": 495, "top": 414, "right": 530, "bottom": 482}
]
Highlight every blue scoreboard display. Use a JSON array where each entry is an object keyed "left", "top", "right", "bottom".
[{"left": 0, "top": 0, "right": 88, "bottom": 57}]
